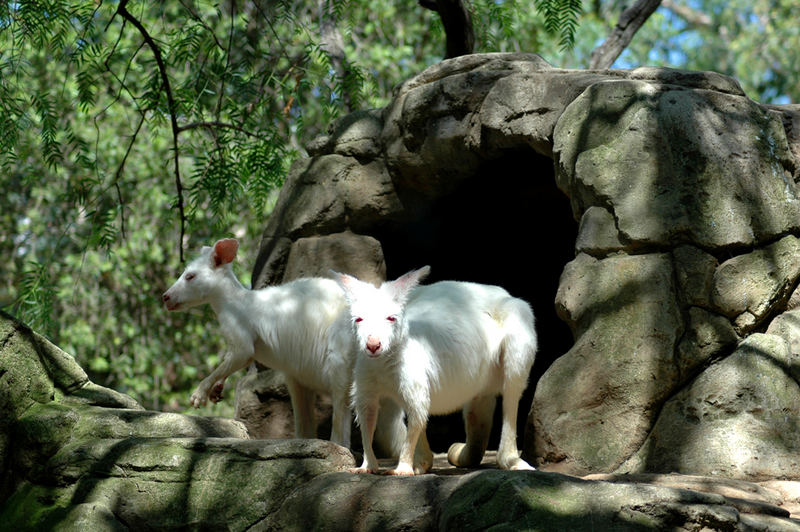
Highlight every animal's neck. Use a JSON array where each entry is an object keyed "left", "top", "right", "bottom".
[{"left": 209, "top": 270, "right": 249, "bottom": 317}]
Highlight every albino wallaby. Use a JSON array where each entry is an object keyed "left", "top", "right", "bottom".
[
  {"left": 162, "top": 238, "right": 357, "bottom": 447},
  {"left": 335, "top": 266, "right": 537, "bottom": 475}
]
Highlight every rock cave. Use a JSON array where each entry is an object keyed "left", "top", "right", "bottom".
[{"left": 368, "top": 149, "right": 578, "bottom": 452}]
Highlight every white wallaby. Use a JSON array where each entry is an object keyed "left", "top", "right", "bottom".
[
  {"left": 162, "top": 237, "right": 388, "bottom": 449},
  {"left": 335, "top": 266, "right": 538, "bottom": 475}
]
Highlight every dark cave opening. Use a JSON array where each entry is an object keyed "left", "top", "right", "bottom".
[{"left": 373, "top": 149, "right": 578, "bottom": 453}]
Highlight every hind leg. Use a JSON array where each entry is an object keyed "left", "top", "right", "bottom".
[
  {"left": 447, "top": 394, "right": 495, "bottom": 468},
  {"left": 286, "top": 377, "right": 317, "bottom": 439},
  {"left": 496, "top": 382, "right": 534, "bottom": 470},
  {"left": 413, "top": 429, "right": 434, "bottom": 474},
  {"left": 330, "top": 387, "right": 352, "bottom": 448}
]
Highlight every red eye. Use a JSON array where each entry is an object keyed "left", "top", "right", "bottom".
[
  {"left": 354, "top": 317, "right": 363, "bottom": 323},
  {"left": 386, "top": 316, "right": 396, "bottom": 322}
]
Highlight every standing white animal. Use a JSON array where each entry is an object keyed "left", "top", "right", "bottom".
[
  {"left": 162, "top": 238, "right": 358, "bottom": 447},
  {"left": 335, "top": 266, "right": 537, "bottom": 475}
]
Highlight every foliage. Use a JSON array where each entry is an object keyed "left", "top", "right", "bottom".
[
  {"left": 623, "top": 0, "right": 800, "bottom": 103},
  {"left": 0, "top": 0, "right": 322, "bottom": 414},
  {"left": 535, "top": 0, "right": 584, "bottom": 50},
  {"left": 1, "top": 0, "right": 798, "bottom": 416}
]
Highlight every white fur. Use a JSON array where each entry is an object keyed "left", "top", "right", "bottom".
[
  {"left": 162, "top": 238, "right": 355, "bottom": 446},
  {"left": 336, "top": 266, "right": 538, "bottom": 475}
]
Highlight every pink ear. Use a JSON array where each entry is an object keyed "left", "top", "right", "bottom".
[
  {"left": 336, "top": 272, "right": 356, "bottom": 289},
  {"left": 212, "top": 238, "right": 239, "bottom": 267},
  {"left": 333, "top": 271, "right": 361, "bottom": 298},
  {"left": 387, "top": 266, "right": 431, "bottom": 303}
]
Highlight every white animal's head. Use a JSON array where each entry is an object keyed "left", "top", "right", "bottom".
[
  {"left": 162, "top": 238, "right": 239, "bottom": 311},
  {"left": 334, "top": 266, "right": 430, "bottom": 358}
]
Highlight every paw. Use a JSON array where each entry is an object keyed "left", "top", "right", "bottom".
[
  {"left": 413, "top": 454, "right": 433, "bottom": 474},
  {"left": 350, "top": 466, "right": 379, "bottom": 474},
  {"left": 388, "top": 463, "right": 415, "bottom": 476},
  {"left": 209, "top": 382, "right": 225, "bottom": 403},
  {"left": 498, "top": 454, "right": 536, "bottom": 471},
  {"left": 509, "top": 459, "right": 536, "bottom": 471},
  {"left": 350, "top": 457, "right": 379, "bottom": 474},
  {"left": 189, "top": 390, "right": 208, "bottom": 408},
  {"left": 414, "top": 449, "right": 434, "bottom": 474},
  {"left": 413, "top": 464, "right": 431, "bottom": 475}
]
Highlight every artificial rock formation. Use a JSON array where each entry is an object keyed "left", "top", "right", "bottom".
[
  {"left": 251, "top": 52, "right": 800, "bottom": 479},
  {"left": 4, "top": 309, "right": 800, "bottom": 530},
  {"left": 6, "top": 52, "right": 800, "bottom": 529}
]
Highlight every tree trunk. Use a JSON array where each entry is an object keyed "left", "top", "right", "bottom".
[
  {"left": 318, "top": 0, "right": 352, "bottom": 111},
  {"left": 419, "top": 0, "right": 474, "bottom": 58},
  {"left": 589, "top": 0, "right": 662, "bottom": 70}
]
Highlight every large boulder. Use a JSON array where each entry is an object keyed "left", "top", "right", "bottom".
[
  {"left": 553, "top": 78, "right": 800, "bottom": 250},
  {"left": 541, "top": 65, "right": 800, "bottom": 476},
  {"left": 532, "top": 252, "right": 683, "bottom": 472},
  {"left": 0, "top": 310, "right": 357, "bottom": 530},
  {"left": 250, "top": 52, "right": 800, "bottom": 480},
  {"left": 617, "top": 333, "right": 800, "bottom": 479}
]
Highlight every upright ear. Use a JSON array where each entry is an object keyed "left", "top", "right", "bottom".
[
  {"left": 331, "top": 270, "right": 362, "bottom": 301},
  {"left": 386, "top": 265, "right": 431, "bottom": 304},
  {"left": 211, "top": 238, "right": 239, "bottom": 268}
]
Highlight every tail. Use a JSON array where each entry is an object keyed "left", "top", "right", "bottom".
[{"left": 494, "top": 297, "right": 538, "bottom": 385}]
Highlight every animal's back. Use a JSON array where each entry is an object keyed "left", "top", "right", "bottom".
[
  {"left": 262, "top": 277, "right": 345, "bottom": 322},
  {"left": 406, "top": 281, "right": 512, "bottom": 353},
  {"left": 252, "top": 277, "right": 347, "bottom": 390},
  {"left": 405, "top": 281, "right": 515, "bottom": 412}
]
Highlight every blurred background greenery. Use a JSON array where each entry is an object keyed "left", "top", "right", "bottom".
[{"left": 2, "top": 0, "right": 798, "bottom": 416}]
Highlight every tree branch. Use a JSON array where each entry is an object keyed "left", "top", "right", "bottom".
[
  {"left": 660, "top": 0, "right": 711, "bottom": 27},
  {"left": 589, "top": 0, "right": 662, "bottom": 70},
  {"left": 115, "top": 0, "right": 187, "bottom": 261},
  {"left": 215, "top": 1, "right": 236, "bottom": 124},
  {"left": 661, "top": 0, "right": 729, "bottom": 42},
  {"left": 177, "top": 121, "right": 258, "bottom": 137},
  {"left": 112, "top": 111, "right": 146, "bottom": 239}
]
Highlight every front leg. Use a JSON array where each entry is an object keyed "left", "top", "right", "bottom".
[
  {"left": 390, "top": 358, "right": 430, "bottom": 475},
  {"left": 208, "top": 380, "right": 226, "bottom": 403},
  {"left": 353, "top": 398, "right": 380, "bottom": 473},
  {"left": 389, "top": 409, "right": 426, "bottom": 476},
  {"left": 190, "top": 351, "right": 252, "bottom": 408}
]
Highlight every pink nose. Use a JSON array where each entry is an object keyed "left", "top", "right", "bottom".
[{"left": 366, "top": 336, "right": 381, "bottom": 354}]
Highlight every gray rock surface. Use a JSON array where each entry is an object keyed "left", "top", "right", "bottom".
[
  {"left": 249, "top": 52, "right": 800, "bottom": 481},
  {"left": 3, "top": 308, "right": 800, "bottom": 530}
]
